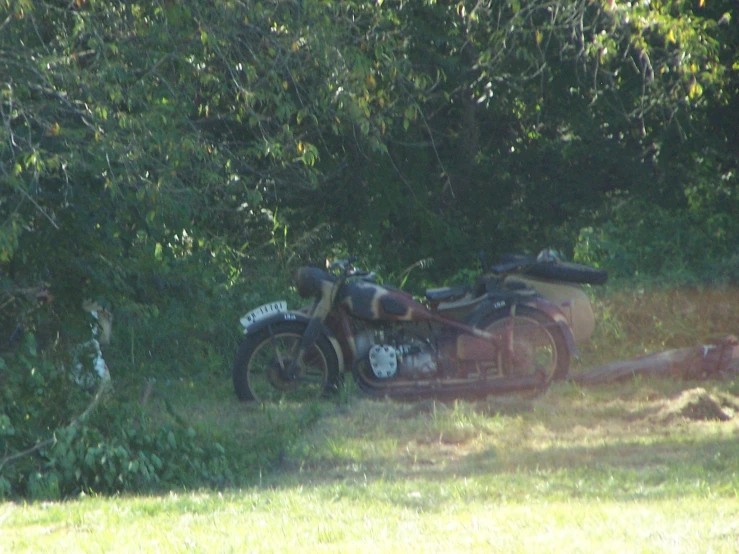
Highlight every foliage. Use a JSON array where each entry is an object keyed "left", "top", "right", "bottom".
[
  {"left": 24, "top": 408, "right": 234, "bottom": 500},
  {"left": 0, "top": 334, "right": 321, "bottom": 499},
  {"left": 0, "top": 335, "right": 203, "bottom": 498},
  {"left": 2, "top": 0, "right": 735, "bottom": 302}
]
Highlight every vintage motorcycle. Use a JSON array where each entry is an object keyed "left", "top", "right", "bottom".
[{"left": 232, "top": 255, "right": 588, "bottom": 402}]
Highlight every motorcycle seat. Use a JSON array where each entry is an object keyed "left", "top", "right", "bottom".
[
  {"left": 486, "top": 280, "right": 537, "bottom": 300},
  {"left": 498, "top": 279, "right": 537, "bottom": 294},
  {"left": 425, "top": 285, "right": 470, "bottom": 302}
]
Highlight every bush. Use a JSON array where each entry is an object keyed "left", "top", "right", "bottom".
[
  {"left": 35, "top": 405, "right": 235, "bottom": 499},
  {"left": 0, "top": 333, "right": 237, "bottom": 499}
]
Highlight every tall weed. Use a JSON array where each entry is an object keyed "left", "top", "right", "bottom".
[{"left": 574, "top": 198, "right": 739, "bottom": 284}]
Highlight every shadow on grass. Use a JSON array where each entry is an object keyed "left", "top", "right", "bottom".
[{"left": 260, "top": 380, "right": 739, "bottom": 505}]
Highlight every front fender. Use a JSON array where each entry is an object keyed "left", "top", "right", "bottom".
[
  {"left": 240, "top": 311, "right": 346, "bottom": 374},
  {"left": 241, "top": 310, "right": 309, "bottom": 335}
]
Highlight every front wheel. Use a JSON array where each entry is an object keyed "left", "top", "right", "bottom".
[
  {"left": 232, "top": 321, "right": 340, "bottom": 402},
  {"left": 479, "top": 306, "right": 570, "bottom": 383}
]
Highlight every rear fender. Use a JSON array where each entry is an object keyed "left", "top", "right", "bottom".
[
  {"left": 466, "top": 297, "right": 579, "bottom": 359},
  {"left": 527, "top": 297, "right": 579, "bottom": 358},
  {"left": 241, "top": 311, "right": 345, "bottom": 374}
]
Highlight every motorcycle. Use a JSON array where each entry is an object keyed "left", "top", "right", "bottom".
[
  {"left": 232, "top": 255, "right": 586, "bottom": 402},
  {"left": 426, "top": 250, "right": 608, "bottom": 380}
]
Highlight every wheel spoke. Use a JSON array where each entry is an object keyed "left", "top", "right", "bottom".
[
  {"left": 268, "top": 332, "right": 297, "bottom": 371},
  {"left": 484, "top": 314, "right": 560, "bottom": 380},
  {"left": 247, "top": 332, "right": 329, "bottom": 402}
]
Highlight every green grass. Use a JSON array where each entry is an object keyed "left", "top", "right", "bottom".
[
  {"left": 4, "top": 493, "right": 738, "bottom": 553},
  {"left": 3, "top": 376, "right": 739, "bottom": 553}
]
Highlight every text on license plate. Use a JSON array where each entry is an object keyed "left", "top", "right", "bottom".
[{"left": 240, "top": 301, "right": 287, "bottom": 328}]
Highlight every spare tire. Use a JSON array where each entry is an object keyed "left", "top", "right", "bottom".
[{"left": 523, "top": 261, "right": 608, "bottom": 285}]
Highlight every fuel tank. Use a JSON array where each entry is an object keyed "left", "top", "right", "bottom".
[{"left": 340, "top": 280, "right": 435, "bottom": 322}]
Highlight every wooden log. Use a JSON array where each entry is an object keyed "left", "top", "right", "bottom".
[
  {"left": 570, "top": 335, "right": 739, "bottom": 386},
  {"left": 570, "top": 347, "right": 696, "bottom": 385}
]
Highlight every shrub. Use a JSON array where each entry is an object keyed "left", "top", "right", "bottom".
[{"left": 0, "top": 333, "right": 236, "bottom": 499}]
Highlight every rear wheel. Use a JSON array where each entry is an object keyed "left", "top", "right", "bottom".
[
  {"left": 232, "top": 321, "right": 339, "bottom": 402},
  {"left": 479, "top": 306, "right": 570, "bottom": 383}
]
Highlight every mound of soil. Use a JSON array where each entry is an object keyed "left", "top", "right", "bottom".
[{"left": 655, "top": 387, "right": 739, "bottom": 423}]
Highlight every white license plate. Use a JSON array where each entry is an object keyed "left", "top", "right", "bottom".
[{"left": 240, "top": 301, "right": 287, "bottom": 328}]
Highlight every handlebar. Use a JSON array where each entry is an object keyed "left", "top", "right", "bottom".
[
  {"left": 330, "top": 257, "right": 356, "bottom": 271},
  {"left": 329, "top": 257, "right": 374, "bottom": 280}
]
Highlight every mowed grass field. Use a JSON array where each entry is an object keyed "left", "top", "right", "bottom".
[{"left": 3, "top": 372, "right": 739, "bottom": 553}]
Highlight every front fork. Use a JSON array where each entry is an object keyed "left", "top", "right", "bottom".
[{"left": 277, "top": 299, "right": 327, "bottom": 380}]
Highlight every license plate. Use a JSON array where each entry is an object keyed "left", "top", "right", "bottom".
[{"left": 240, "top": 301, "right": 287, "bottom": 328}]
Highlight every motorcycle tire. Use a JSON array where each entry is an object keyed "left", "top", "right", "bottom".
[
  {"left": 232, "top": 321, "right": 340, "bottom": 402},
  {"left": 478, "top": 305, "right": 570, "bottom": 382}
]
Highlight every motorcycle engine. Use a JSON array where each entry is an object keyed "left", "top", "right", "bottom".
[{"left": 356, "top": 329, "right": 437, "bottom": 379}]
